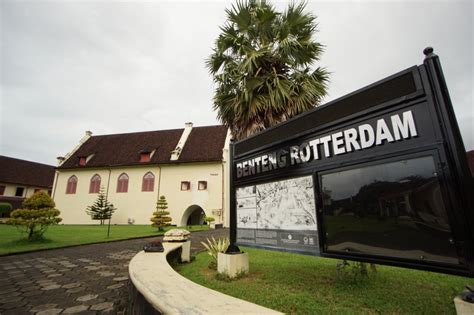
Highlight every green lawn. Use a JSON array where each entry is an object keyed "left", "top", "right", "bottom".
[
  {"left": 0, "top": 224, "right": 208, "bottom": 255},
  {"left": 175, "top": 247, "right": 470, "bottom": 314}
]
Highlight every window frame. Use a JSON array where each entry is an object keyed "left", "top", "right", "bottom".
[
  {"left": 79, "top": 157, "right": 87, "bottom": 166},
  {"left": 198, "top": 180, "right": 207, "bottom": 190},
  {"left": 15, "top": 187, "right": 25, "bottom": 197},
  {"left": 117, "top": 173, "right": 129, "bottom": 193},
  {"left": 181, "top": 181, "right": 190, "bottom": 191},
  {"left": 141, "top": 172, "right": 155, "bottom": 192},
  {"left": 66, "top": 175, "right": 78, "bottom": 194},
  {"left": 140, "top": 152, "right": 151, "bottom": 163},
  {"left": 89, "top": 174, "right": 101, "bottom": 194}
]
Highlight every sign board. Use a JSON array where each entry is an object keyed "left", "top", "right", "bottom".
[{"left": 228, "top": 49, "right": 474, "bottom": 277}]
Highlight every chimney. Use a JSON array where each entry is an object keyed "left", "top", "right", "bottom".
[
  {"left": 171, "top": 122, "right": 194, "bottom": 161},
  {"left": 85, "top": 130, "right": 93, "bottom": 136},
  {"left": 56, "top": 156, "right": 65, "bottom": 166}
]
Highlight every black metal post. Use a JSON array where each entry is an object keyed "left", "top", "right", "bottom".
[
  {"left": 226, "top": 139, "right": 241, "bottom": 254},
  {"left": 107, "top": 215, "right": 111, "bottom": 238},
  {"left": 423, "top": 47, "right": 474, "bottom": 279}
]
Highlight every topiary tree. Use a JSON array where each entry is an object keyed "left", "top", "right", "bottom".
[
  {"left": 85, "top": 187, "right": 116, "bottom": 225},
  {"left": 6, "top": 191, "right": 62, "bottom": 240},
  {"left": 151, "top": 195, "right": 172, "bottom": 231},
  {"left": 205, "top": 216, "right": 215, "bottom": 227},
  {"left": 0, "top": 202, "right": 13, "bottom": 218}
]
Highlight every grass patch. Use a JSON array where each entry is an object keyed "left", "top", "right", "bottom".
[
  {"left": 175, "top": 247, "right": 469, "bottom": 314},
  {"left": 0, "top": 224, "right": 208, "bottom": 255}
]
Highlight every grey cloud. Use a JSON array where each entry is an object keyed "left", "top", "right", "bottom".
[{"left": 0, "top": 0, "right": 472, "bottom": 165}]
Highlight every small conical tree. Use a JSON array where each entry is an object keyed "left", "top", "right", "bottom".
[
  {"left": 151, "top": 195, "right": 172, "bottom": 231},
  {"left": 85, "top": 187, "right": 116, "bottom": 225}
]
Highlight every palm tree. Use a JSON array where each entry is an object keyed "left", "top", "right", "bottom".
[{"left": 207, "top": 0, "right": 329, "bottom": 140}]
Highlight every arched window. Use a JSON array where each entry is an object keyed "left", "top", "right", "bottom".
[
  {"left": 66, "top": 175, "right": 78, "bottom": 194},
  {"left": 117, "top": 173, "right": 129, "bottom": 193},
  {"left": 89, "top": 174, "right": 101, "bottom": 194},
  {"left": 142, "top": 172, "right": 155, "bottom": 192}
]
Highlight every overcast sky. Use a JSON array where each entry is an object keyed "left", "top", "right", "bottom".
[{"left": 1, "top": 0, "right": 472, "bottom": 165}]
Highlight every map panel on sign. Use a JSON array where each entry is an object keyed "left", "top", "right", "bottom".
[{"left": 256, "top": 176, "right": 316, "bottom": 230}]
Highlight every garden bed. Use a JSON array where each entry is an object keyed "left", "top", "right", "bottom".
[{"left": 175, "top": 247, "right": 470, "bottom": 314}]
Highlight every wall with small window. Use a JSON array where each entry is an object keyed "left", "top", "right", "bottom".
[
  {"left": 0, "top": 182, "right": 51, "bottom": 199},
  {"left": 159, "top": 163, "right": 224, "bottom": 225},
  {"left": 52, "top": 162, "right": 228, "bottom": 226}
]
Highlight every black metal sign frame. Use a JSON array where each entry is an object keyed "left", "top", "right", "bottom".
[{"left": 228, "top": 48, "right": 474, "bottom": 277}]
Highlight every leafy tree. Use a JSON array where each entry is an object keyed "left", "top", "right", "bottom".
[
  {"left": 6, "top": 192, "right": 62, "bottom": 240},
  {"left": 206, "top": 0, "right": 329, "bottom": 140},
  {"left": 151, "top": 195, "right": 172, "bottom": 231},
  {"left": 85, "top": 187, "right": 116, "bottom": 225}
]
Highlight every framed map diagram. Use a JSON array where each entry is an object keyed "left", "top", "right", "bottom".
[{"left": 236, "top": 175, "right": 318, "bottom": 252}]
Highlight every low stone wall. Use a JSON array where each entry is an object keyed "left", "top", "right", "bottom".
[{"left": 128, "top": 242, "right": 281, "bottom": 314}]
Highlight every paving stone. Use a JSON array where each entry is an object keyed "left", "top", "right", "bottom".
[
  {"left": 30, "top": 303, "right": 58, "bottom": 312},
  {"left": 3, "top": 266, "right": 16, "bottom": 270},
  {"left": 90, "top": 302, "right": 113, "bottom": 311},
  {"left": 47, "top": 273, "right": 62, "bottom": 278},
  {"left": 0, "top": 227, "right": 227, "bottom": 315},
  {"left": 36, "top": 308, "right": 63, "bottom": 315},
  {"left": 62, "top": 283, "right": 81, "bottom": 289},
  {"left": 84, "top": 266, "right": 101, "bottom": 271},
  {"left": 2, "top": 307, "right": 30, "bottom": 315},
  {"left": 97, "top": 271, "right": 115, "bottom": 277},
  {"left": 37, "top": 279, "right": 56, "bottom": 284},
  {"left": 76, "top": 294, "right": 98, "bottom": 302},
  {"left": 41, "top": 284, "right": 61, "bottom": 290},
  {"left": 23, "top": 290, "right": 44, "bottom": 297},
  {"left": 1, "top": 295, "right": 23, "bottom": 302},
  {"left": 62, "top": 304, "right": 89, "bottom": 313},
  {"left": 106, "top": 283, "right": 124, "bottom": 289},
  {"left": 0, "top": 287, "right": 18, "bottom": 294},
  {"left": 67, "top": 287, "right": 85, "bottom": 294}
]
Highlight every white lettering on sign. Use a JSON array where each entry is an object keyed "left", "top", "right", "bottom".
[{"left": 235, "top": 110, "right": 418, "bottom": 178}]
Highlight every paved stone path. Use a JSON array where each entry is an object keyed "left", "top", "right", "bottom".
[{"left": 0, "top": 228, "right": 229, "bottom": 314}]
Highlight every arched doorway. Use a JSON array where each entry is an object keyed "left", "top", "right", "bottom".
[{"left": 181, "top": 205, "right": 206, "bottom": 226}]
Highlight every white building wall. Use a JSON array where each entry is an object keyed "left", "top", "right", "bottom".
[
  {"left": 53, "top": 162, "right": 226, "bottom": 226},
  {"left": 0, "top": 182, "right": 49, "bottom": 199}
]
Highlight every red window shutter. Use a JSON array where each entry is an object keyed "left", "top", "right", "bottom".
[{"left": 0, "top": 185, "right": 5, "bottom": 195}]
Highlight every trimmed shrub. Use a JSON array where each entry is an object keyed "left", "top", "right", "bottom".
[
  {"left": 6, "top": 191, "right": 62, "bottom": 240},
  {"left": 0, "top": 202, "right": 13, "bottom": 217}
]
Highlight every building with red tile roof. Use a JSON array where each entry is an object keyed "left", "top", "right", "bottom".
[
  {"left": 0, "top": 156, "right": 55, "bottom": 213},
  {"left": 53, "top": 123, "right": 231, "bottom": 226}
]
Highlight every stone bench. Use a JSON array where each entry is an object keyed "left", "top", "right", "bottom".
[{"left": 129, "top": 242, "right": 281, "bottom": 314}]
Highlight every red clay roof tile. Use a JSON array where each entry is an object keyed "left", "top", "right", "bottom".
[{"left": 0, "top": 156, "right": 55, "bottom": 188}]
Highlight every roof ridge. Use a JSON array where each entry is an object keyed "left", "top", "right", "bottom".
[
  {"left": 0, "top": 155, "right": 54, "bottom": 168},
  {"left": 90, "top": 127, "right": 185, "bottom": 138}
]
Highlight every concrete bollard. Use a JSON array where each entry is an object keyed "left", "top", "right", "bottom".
[{"left": 217, "top": 252, "right": 249, "bottom": 278}]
